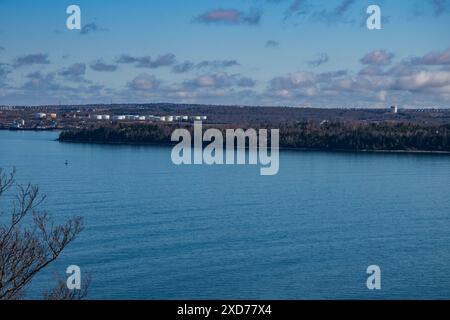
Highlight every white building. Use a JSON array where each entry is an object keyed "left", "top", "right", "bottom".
[
  {"left": 390, "top": 105, "right": 398, "bottom": 114},
  {"left": 94, "top": 115, "right": 110, "bottom": 120},
  {"left": 160, "top": 116, "right": 174, "bottom": 122},
  {"left": 35, "top": 113, "right": 46, "bottom": 119}
]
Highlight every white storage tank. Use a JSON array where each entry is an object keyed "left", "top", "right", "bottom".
[{"left": 35, "top": 113, "right": 46, "bottom": 119}]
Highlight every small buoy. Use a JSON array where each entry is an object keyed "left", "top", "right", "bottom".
[{"left": 65, "top": 160, "right": 68, "bottom": 166}]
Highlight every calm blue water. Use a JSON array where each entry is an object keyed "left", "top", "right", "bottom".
[{"left": 0, "top": 130, "right": 449, "bottom": 299}]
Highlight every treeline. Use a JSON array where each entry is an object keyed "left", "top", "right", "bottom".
[
  {"left": 59, "top": 122, "right": 450, "bottom": 152},
  {"left": 279, "top": 122, "right": 450, "bottom": 151},
  {"left": 59, "top": 123, "right": 176, "bottom": 145}
]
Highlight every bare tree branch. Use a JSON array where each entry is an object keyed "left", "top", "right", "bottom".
[{"left": 0, "top": 169, "right": 85, "bottom": 300}]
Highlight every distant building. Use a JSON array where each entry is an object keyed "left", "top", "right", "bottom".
[
  {"left": 390, "top": 105, "right": 398, "bottom": 114},
  {"left": 35, "top": 113, "right": 46, "bottom": 119},
  {"left": 94, "top": 115, "right": 110, "bottom": 120},
  {"left": 11, "top": 119, "right": 25, "bottom": 129},
  {"left": 160, "top": 116, "right": 174, "bottom": 122}
]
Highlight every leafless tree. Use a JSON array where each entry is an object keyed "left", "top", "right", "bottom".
[
  {"left": 0, "top": 168, "right": 85, "bottom": 300},
  {"left": 43, "top": 276, "right": 90, "bottom": 300}
]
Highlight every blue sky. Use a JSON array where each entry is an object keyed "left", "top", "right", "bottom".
[{"left": 0, "top": 0, "right": 449, "bottom": 107}]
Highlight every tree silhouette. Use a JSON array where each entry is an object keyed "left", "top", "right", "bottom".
[{"left": 0, "top": 168, "right": 86, "bottom": 300}]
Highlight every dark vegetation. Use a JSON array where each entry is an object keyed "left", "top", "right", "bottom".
[
  {"left": 59, "top": 121, "right": 450, "bottom": 152},
  {"left": 60, "top": 123, "right": 177, "bottom": 145}
]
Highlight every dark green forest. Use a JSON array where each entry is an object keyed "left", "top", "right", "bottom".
[{"left": 59, "top": 122, "right": 450, "bottom": 152}]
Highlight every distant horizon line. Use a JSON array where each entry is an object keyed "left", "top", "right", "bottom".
[{"left": 1, "top": 102, "right": 449, "bottom": 110}]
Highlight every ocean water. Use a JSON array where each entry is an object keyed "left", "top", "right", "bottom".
[{"left": 0, "top": 130, "right": 449, "bottom": 299}]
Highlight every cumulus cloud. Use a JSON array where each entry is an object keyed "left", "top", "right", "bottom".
[
  {"left": 267, "top": 71, "right": 324, "bottom": 99},
  {"left": 265, "top": 48, "right": 450, "bottom": 106},
  {"left": 0, "top": 64, "right": 10, "bottom": 77},
  {"left": 13, "top": 53, "right": 50, "bottom": 67},
  {"left": 411, "top": 47, "right": 450, "bottom": 65},
  {"left": 90, "top": 60, "right": 118, "bottom": 72},
  {"left": 270, "top": 71, "right": 316, "bottom": 89},
  {"left": 172, "top": 59, "right": 240, "bottom": 74},
  {"left": 193, "top": 9, "right": 262, "bottom": 25},
  {"left": 116, "top": 53, "right": 176, "bottom": 69},
  {"left": 183, "top": 73, "right": 256, "bottom": 89},
  {"left": 308, "top": 53, "right": 329, "bottom": 67},
  {"left": 361, "top": 50, "right": 395, "bottom": 65},
  {"left": 21, "top": 71, "right": 61, "bottom": 91},
  {"left": 376, "top": 90, "right": 388, "bottom": 102},
  {"left": 58, "top": 63, "right": 87, "bottom": 82},
  {"left": 141, "top": 54, "right": 176, "bottom": 68},
  {"left": 394, "top": 70, "right": 450, "bottom": 93},
  {"left": 5, "top": 42, "right": 450, "bottom": 107},
  {"left": 197, "top": 60, "right": 240, "bottom": 69},
  {"left": 237, "top": 77, "right": 256, "bottom": 87},
  {"left": 172, "top": 61, "right": 196, "bottom": 74},
  {"left": 3, "top": 66, "right": 109, "bottom": 105},
  {"left": 127, "top": 73, "right": 161, "bottom": 91},
  {"left": 358, "top": 65, "right": 384, "bottom": 76}
]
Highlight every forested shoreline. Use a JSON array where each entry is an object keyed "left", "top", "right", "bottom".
[{"left": 58, "top": 122, "right": 450, "bottom": 153}]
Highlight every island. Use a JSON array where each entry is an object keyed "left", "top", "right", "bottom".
[{"left": 58, "top": 121, "right": 450, "bottom": 153}]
